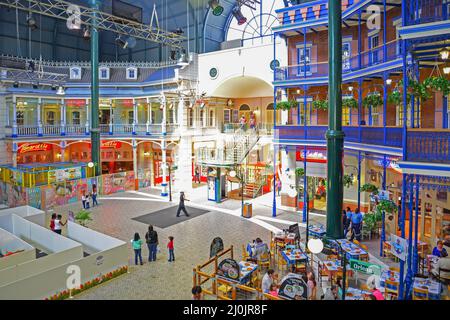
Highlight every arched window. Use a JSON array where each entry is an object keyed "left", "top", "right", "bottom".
[
  {"left": 240, "top": 104, "right": 250, "bottom": 111},
  {"left": 226, "top": 0, "right": 284, "bottom": 46},
  {"left": 209, "top": 109, "right": 215, "bottom": 127},
  {"left": 266, "top": 103, "right": 274, "bottom": 110}
]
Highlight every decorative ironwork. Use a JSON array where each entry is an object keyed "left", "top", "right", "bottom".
[
  {"left": 0, "top": 0, "right": 184, "bottom": 48},
  {"left": 237, "top": 0, "right": 261, "bottom": 10}
]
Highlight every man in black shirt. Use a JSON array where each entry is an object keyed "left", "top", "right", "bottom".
[
  {"left": 145, "top": 225, "right": 159, "bottom": 262},
  {"left": 176, "top": 191, "right": 190, "bottom": 217}
]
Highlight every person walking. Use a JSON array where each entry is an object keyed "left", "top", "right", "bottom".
[
  {"left": 344, "top": 207, "right": 353, "bottom": 238},
  {"left": 239, "top": 115, "right": 247, "bottom": 131},
  {"left": 194, "top": 167, "right": 201, "bottom": 184},
  {"left": 176, "top": 191, "right": 190, "bottom": 217},
  {"left": 131, "top": 233, "right": 143, "bottom": 265},
  {"left": 276, "top": 178, "right": 281, "bottom": 197},
  {"left": 167, "top": 236, "right": 175, "bottom": 262},
  {"left": 81, "top": 192, "right": 87, "bottom": 209},
  {"left": 145, "top": 225, "right": 159, "bottom": 262},
  {"left": 54, "top": 214, "right": 66, "bottom": 235},
  {"left": 91, "top": 185, "right": 98, "bottom": 207},
  {"left": 350, "top": 208, "right": 363, "bottom": 242}
]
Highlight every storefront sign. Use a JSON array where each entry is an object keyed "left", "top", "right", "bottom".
[
  {"left": 278, "top": 275, "right": 307, "bottom": 300},
  {"left": 349, "top": 259, "right": 381, "bottom": 275},
  {"left": 101, "top": 141, "right": 122, "bottom": 149},
  {"left": 115, "top": 99, "right": 133, "bottom": 107},
  {"left": 18, "top": 143, "right": 52, "bottom": 154},
  {"left": 217, "top": 258, "right": 240, "bottom": 281},
  {"left": 296, "top": 150, "right": 327, "bottom": 163},
  {"left": 65, "top": 99, "right": 86, "bottom": 107}
]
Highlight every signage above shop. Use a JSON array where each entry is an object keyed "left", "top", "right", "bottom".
[
  {"left": 349, "top": 259, "right": 381, "bottom": 275},
  {"left": 115, "top": 99, "right": 134, "bottom": 107},
  {"left": 18, "top": 143, "right": 52, "bottom": 154},
  {"left": 65, "top": 99, "right": 86, "bottom": 107},
  {"left": 296, "top": 150, "right": 327, "bottom": 163},
  {"left": 101, "top": 141, "right": 122, "bottom": 149}
]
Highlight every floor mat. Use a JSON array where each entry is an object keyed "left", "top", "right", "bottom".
[{"left": 132, "top": 206, "right": 210, "bottom": 228}]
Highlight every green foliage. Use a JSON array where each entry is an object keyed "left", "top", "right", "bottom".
[
  {"left": 408, "top": 79, "right": 431, "bottom": 101},
  {"left": 295, "top": 168, "right": 305, "bottom": 177},
  {"left": 360, "top": 183, "right": 379, "bottom": 194},
  {"left": 312, "top": 99, "right": 328, "bottom": 111},
  {"left": 276, "top": 100, "right": 297, "bottom": 111},
  {"left": 342, "top": 97, "right": 358, "bottom": 109},
  {"left": 362, "top": 93, "right": 383, "bottom": 108},
  {"left": 75, "top": 209, "right": 92, "bottom": 227},
  {"left": 376, "top": 199, "right": 398, "bottom": 214},
  {"left": 343, "top": 174, "right": 354, "bottom": 188},
  {"left": 423, "top": 76, "right": 450, "bottom": 95}
]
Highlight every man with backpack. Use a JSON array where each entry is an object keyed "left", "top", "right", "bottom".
[{"left": 145, "top": 225, "right": 159, "bottom": 262}]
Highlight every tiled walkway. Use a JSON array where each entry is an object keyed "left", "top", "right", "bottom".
[{"left": 52, "top": 186, "right": 396, "bottom": 299}]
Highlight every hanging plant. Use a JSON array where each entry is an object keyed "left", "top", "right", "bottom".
[
  {"left": 360, "top": 183, "right": 379, "bottom": 194},
  {"left": 342, "top": 97, "right": 358, "bottom": 109},
  {"left": 343, "top": 174, "right": 354, "bottom": 188},
  {"left": 376, "top": 199, "right": 398, "bottom": 214},
  {"left": 312, "top": 99, "right": 328, "bottom": 111},
  {"left": 295, "top": 168, "right": 305, "bottom": 177},
  {"left": 405, "top": 79, "right": 431, "bottom": 102},
  {"left": 362, "top": 92, "right": 383, "bottom": 108},
  {"left": 424, "top": 76, "right": 450, "bottom": 95},
  {"left": 276, "top": 100, "right": 297, "bottom": 111}
]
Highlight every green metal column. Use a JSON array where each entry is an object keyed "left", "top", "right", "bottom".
[
  {"left": 326, "top": 0, "right": 344, "bottom": 239},
  {"left": 90, "top": 0, "right": 100, "bottom": 176}
]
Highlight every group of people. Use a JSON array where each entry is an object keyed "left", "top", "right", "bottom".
[
  {"left": 81, "top": 188, "right": 98, "bottom": 209},
  {"left": 130, "top": 225, "right": 175, "bottom": 265},
  {"left": 239, "top": 112, "right": 257, "bottom": 131},
  {"left": 343, "top": 206, "right": 363, "bottom": 241}
]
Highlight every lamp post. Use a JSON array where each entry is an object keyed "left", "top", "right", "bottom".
[{"left": 168, "top": 164, "right": 172, "bottom": 202}]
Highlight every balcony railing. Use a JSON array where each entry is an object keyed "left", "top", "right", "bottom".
[
  {"left": 407, "top": 129, "right": 450, "bottom": 163},
  {"left": 275, "top": 41, "right": 401, "bottom": 82},
  {"left": 222, "top": 123, "right": 273, "bottom": 135},
  {"left": 274, "top": 125, "right": 404, "bottom": 148},
  {"left": 406, "top": 0, "right": 449, "bottom": 25},
  {"left": 9, "top": 123, "right": 179, "bottom": 138}
]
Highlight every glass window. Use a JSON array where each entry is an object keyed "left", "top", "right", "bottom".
[
  {"left": 128, "top": 111, "right": 134, "bottom": 124},
  {"left": 209, "top": 110, "right": 214, "bottom": 127},
  {"left": 342, "top": 106, "right": 350, "bottom": 126},
  {"left": 223, "top": 109, "right": 231, "bottom": 124},
  {"left": 370, "top": 35, "right": 380, "bottom": 64},
  {"left": 46, "top": 111, "right": 55, "bottom": 125},
  {"left": 188, "top": 108, "right": 194, "bottom": 127},
  {"left": 396, "top": 104, "right": 421, "bottom": 127},
  {"left": 299, "top": 102, "right": 312, "bottom": 125},
  {"left": 72, "top": 111, "right": 80, "bottom": 125},
  {"left": 371, "top": 106, "right": 379, "bottom": 126},
  {"left": 16, "top": 111, "right": 24, "bottom": 125},
  {"left": 297, "top": 47, "right": 311, "bottom": 74}
]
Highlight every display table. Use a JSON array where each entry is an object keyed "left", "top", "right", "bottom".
[
  {"left": 413, "top": 277, "right": 441, "bottom": 300},
  {"left": 344, "top": 287, "right": 371, "bottom": 300},
  {"left": 336, "top": 239, "right": 369, "bottom": 261},
  {"left": 380, "top": 269, "right": 400, "bottom": 292},
  {"left": 308, "top": 224, "right": 326, "bottom": 238},
  {"left": 281, "top": 249, "right": 307, "bottom": 265}
]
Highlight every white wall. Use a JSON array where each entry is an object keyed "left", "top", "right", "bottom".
[
  {"left": 198, "top": 39, "right": 287, "bottom": 97},
  {"left": 67, "top": 221, "right": 126, "bottom": 252},
  {"left": 0, "top": 228, "right": 35, "bottom": 270}
]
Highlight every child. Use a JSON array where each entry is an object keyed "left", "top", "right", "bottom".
[
  {"left": 268, "top": 283, "right": 278, "bottom": 297},
  {"left": 167, "top": 236, "right": 175, "bottom": 262},
  {"left": 54, "top": 214, "right": 66, "bottom": 235},
  {"left": 131, "top": 233, "right": 143, "bottom": 265},
  {"left": 49, "top": 213, "right": 56, "bottom": 232}
]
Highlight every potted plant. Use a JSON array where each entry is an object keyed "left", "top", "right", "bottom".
[
  {"left": 424, "top": 76, "right": 450, "bottom": 95},
  {"left": 312, "top": 99, "right": 328, "bottom": 111},
  {"left": 360, "top": 183, "right": 379, "bottom": 195},
  {"left": 362, "top": 92, "right": 383, "bottom": 108},
  {"left": 343, "top": 174, "right": 354, "bottom": 188},
  {"left": 342, "top": 97, "right": 358, "bottom": 109},
  {"left": 75, "top": 209, "right": 92, "bottom": 227},
  {"left": 295, "top": 168, "right": 305, "bottom": 177},
  {"left": 276, "top": 100, "right": 297, "bottom": 111}
]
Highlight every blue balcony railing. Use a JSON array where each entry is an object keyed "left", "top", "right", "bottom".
[
  {"left": 274, "top": 125, "right": 403, "bottom": 148},
  {"left": 406, "top": 0, "right": 449, "bottom": 25},
  {"left": 407, "top": 129, "right": 450, "bottom": 163},
  {"left": 275, "top": 41, "right": 401, "bottom": 82}
]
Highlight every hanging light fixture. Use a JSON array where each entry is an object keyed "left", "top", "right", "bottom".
[
  {"left": 56, "top": 85, "right": 65, "bottom": 95},
  {"left": 232, "top": 6, "right": 247, "bottom": 25},
  {"left": 13, "top": 81, "right": 19, "bottom": 88},
  {"left": 348, "top": 86, "right": 353, "bottom": 92},
  {"left": 177, "top": 50, "right": 189, "bottom": 67},
  {"left": 82, "top": 27, "right": 91, "bottom": 40},
  {"left": 444, "top": 66, "right": 450, "bottom": 74},
  {"left": 386, "top": 78, "right": 392, "bottom": 86},
  {"left": 208, "top": 0, "right": 224, "bottom": 16},
  {"left": 32, "top": 82, "right": 39, "bottom": 89},
  {"left": 440, "top": 47, "right": 450, "bottom": 60},
  {"left": 27, "top": 13, "right": 38, "bottom": 30},
  {"left": 115, "top": 35, "right": 128, "bottom": 49}
]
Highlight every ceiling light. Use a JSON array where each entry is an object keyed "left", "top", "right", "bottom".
[
  {"left": 386, "top": 78, "right": 392, "bottom": 86},
  {"left": 209, "top": 0, "right": 224, "bottom": 16},
  {"left": 444, "top": 67, "right": 450, "bottom": 74},
  {"left": 56, "top": 85, "right": 65, "bottom": 95},
  {"left": 440, "top": 47, "right": 450, "bottom": 60},
  {"left": 13, "top": 81, "right": 19, "bottom": 88},
  {"left": 348, "top": 86, "right": 353, "bottom": 92},
  {"left": 51, "top": 84, "right": 57, "bottom": 91},
  {"left": 27, "top": 13, "right": 38, "bottom": 30},
  {"left": 296, "top": 89, "right": 300, "bottom": 94},
  {"left": 82, "top": 27, "right": 91, "bottom": 40},
  {"left": 232, "top": 6, "right": 247, "bottom": 25}
]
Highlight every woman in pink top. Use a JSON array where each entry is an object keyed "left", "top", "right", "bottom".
[{"left": 371, "top": 286, "right": 384, "bottom": 300}]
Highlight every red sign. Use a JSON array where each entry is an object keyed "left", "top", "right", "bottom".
[
  {"left": 101, "top": 141, "right": 122, "bottom": 149},
  {"left": 116, "top": 99, "right": 133, "bottom": 107},
  {"left": 65, "top": 99, "right": 86, "bottom": 107},
  {"left": 18, "top": 143, "right": 52, "bottom": 154}
]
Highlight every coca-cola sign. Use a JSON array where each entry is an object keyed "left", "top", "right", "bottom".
[{"left": 101, "top": 141, "right": 122, "bottom": 149}]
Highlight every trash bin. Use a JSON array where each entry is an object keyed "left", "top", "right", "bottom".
[{"left": 242, "top": 203, "right": 252, "bottom": 218}]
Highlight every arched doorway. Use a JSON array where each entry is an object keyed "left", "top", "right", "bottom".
[{"left": 239, "top": 104, "right": 251, "bottom": 121}]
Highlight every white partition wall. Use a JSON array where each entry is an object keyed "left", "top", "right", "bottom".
[
  {"left": 67, "top": 221, "right": 126, "bottom": 252},
  {"left": 0, "top": 228, "right": 35, "bottom": 270}
]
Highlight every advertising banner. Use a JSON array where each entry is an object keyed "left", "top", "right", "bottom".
[
  {"left": 390, "top": 234, "right": 408, "bottom": 261},
  {"left": 349, "top": 259, "right": 381, "bottom": 275}
]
